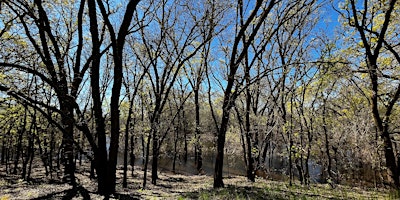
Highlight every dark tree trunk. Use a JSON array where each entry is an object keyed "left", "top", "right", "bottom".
[
  {"left": 348, "top": 0, "right": 399, "bottom": 188},
  {"left": 194, "top": 89, "right": 203, "bottom": 172},
  {"left": 108, "top": 61, "right": 122, "bottom": 194},
  {"left": 183, "top": 109, "right": 188, "bottom": 163},
  {"left": 141, "top": 134, "right": 145, "bottom": 166},
  {"left": 150, "top": 95, "right": 162, "bottom": 185},
  {"left": 173, "top": 126, "right": 178, "bottom": 173},
  {"left": 42, "top": 136, "right": 49, "bottom": 177},
  {"left": 142, "top": 131, "right": 151, "bottom": 188},
  {"left": 49, "top": 129, "right": 55, "bottom": 179},
  {"left": 305, "top": 148, "right": 311, "bottom": 185},
  {"left": 214, "top": 102, "right": 232, "bottom": 188},
  {"left": 288, "top": 137, "right": 293, "bottom": 186},
  {"left": 381, "top": 129, "right": 399, "bottom": 187},
  {"left": 60, "top": 107, "right": 76, "bottom": 186},
  {"left": 87, "top": 0, "right": 108, "bottom": 194},
  {"left": 244, "top": 54, "right": 255, "bottom": 182},
  {"left": 21, "top": 137, "right": 30, "bottom": 180},
  {"left": 151, "top": 117, "right": 160, "bottom": 185},
  {"left": 141, "top": 99, "right": 145, "bottom": 167},
  {"left": 295, "top": 158, "right": 304, "bottom": 184},
  {"left": 13, "top": 108, "right": 27, "bottom": 174},
  {"left": 1, "top": 136, "right": 6, "bottom": 164},
  {"left": 245, "top": 105, "right": 254, "bottom": 181},
  {"left": 13, "top": 131, "right": 23, "bottom": 174},
  {"left": 36, "top": 127, "right": 48, "bottom": 177},
  {"left": 123, "top": 127, "right": 129, "bottom": 188},
  {"left": 322, "top": 99, "right": 333, "bottom": 182},
  {"left": 89, "top": 0, "right": 140, "bottom": 194},
  {"left": 130, "top": 135, "right": 135, "bottom": 177},
  {"left": 56, "top": 145, "right": 61, "bottom": 174},
  {"left": 123, "top": 99, "right": 135, "bottom": 188},
  {"left": 6, "top": 137, "right": 12, "bottom": 173},
  {"left": 27, "top": 133, "right": 35, "bottom": 181}
]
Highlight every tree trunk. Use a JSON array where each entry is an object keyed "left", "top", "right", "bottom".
[
  {"left": 105, "top": 0, "right": 139, "bottom": 193},
  {"left": 142, "top": 131, "right": 151, "bottom": 188},
  {"left": 322, "top": 98, "right": 333, "bottom": 184},
  {"left": 107, "top": 60, "right": 123, "bottom": 194},
  {"left": 173, "top": 126, "right": 178, "bottom": 173},
  {"left": 194, "top": 89, "right": 203, "bottom": 172},
  {"left": 26, "top": 133, "right": 35, "bottom": 181},
  {"left": 1, "top": 136, "right": 6, "bottom": 164},
  {"left": 244, "top": 60, "right": 254, "bottom": 182},
  {"left": 381, "top": 129, "right": 399, "bottom": 187},
  {"left": 123, "top": 97, "right": 135, "bottom": 188},
  {"left": 214, "top": 104, "right": 232, "bottom": 188},
  {"left": 151, "top": 121, "right": 159, "bottom": 185},
  {"left": 141, "top": 135, "right": 145, "bottom": 166},
  {"left": 123, "top": 125, "right": 130, "bottom": 188},
  {"left": 183, "top": 109, "right": 188, "bottom": 163},
  {"left": 49, "top": 129, "right": 55, "bottom": 179},
  {"left": 13, "top": 108, "right": 27, "bottom": 174},
  {"left": 130, "top": 135, "right": 135, "bottom": 177},
  {"left": 60, "top": 107, "right": 76, "bottom": 186},
  {"left": 87, "top": 0, "right": 108, "bottom": 194}
]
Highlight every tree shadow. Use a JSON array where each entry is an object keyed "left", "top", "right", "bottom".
[
  {"left": 112, "top": 193, "right": 141, "bottom": 200},
  {"left": 30, "top": 185, "right": 142, "bottom": 200},
  {"left": 181, "top": 185, "right": 284, "bottom": 200},
  {"left": 181, "top": 184, "right": 341, "bottom": 200},
  {"left": 31, "top": 185, "right": 91, "bottom": 200}
]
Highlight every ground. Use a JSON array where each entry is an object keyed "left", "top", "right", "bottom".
[{"left": 0, "top": 162, "right": 394, "bottom": 199}]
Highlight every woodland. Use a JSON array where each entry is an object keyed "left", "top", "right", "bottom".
[{"left": 0, "top": 0, "right": 399, "bottom": 199}]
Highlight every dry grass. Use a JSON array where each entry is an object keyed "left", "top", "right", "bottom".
[{"left": 0, "top": 162, "right": 393, "bottom": 199}]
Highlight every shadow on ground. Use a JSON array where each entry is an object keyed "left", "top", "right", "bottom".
[
  {"left": 30, "top": 185, "right": 90, "bottom": 200},
  {"left": 181, "top": 184, "right": 341, "bottom": 200},
  {"left": 30, "top": 185, "right": 141, "bottom": 200},
  {"left": 182, "top": 185, "right": 285, "bottom": 200}
]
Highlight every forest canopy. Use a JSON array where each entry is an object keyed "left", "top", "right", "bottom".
[{"left": 0, "top": 0, "right": 400, "bottom": 197}]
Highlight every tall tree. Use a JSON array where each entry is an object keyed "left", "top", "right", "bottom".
[
  {"left": 338, "top": 0, "right": 400, "bottom": 188},
  {"left": 212, "top": 0, "right": 316, "bottom": 188},
  {"left": 0, "top": 0, "right": 96, "bottom": 185},
  {"left": 87, "top": 0, "right": 140, "bottom": 194},
  {"left": 136, "top": 0, "right": 217, "bottom": 187}
]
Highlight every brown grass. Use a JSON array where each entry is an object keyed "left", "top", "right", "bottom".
[{"left": 0, "top": 161, "right": 392, "bottom": 199}]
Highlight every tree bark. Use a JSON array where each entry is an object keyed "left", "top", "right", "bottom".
[
  {"left": 87, "top": 0, "right": 107, "bottom": 194},
  {"left": 214, "top": 98, "right": 233, "bottom": 188},
  {"left": 194, "top": 89, "right": 203, "bottom": 172}
]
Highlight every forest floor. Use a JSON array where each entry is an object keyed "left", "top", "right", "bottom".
[{"left": 0, "top": 161, "right": 395, "bottom": 199}]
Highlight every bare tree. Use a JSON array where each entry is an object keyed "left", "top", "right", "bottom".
[
  {"left": 338, "top": 0, "right": 400, "bottom": 188},
  {"left": 135, "top": 0, "right": 217, "bottom": 187}
]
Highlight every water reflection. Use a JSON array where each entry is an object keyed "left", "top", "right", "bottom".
[
  {"left": 117, "top": 152, "right": 246, "bottom": 176},
  {"left": 115, "top": 151, "right": 324, "bottom": 183}
]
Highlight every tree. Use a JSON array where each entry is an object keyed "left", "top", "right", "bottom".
[
  {"left": 87, "top": 0, "right": 140, "bottom": 194},
  {"left": 183, "top": 0, "right": 227, "bottom": 173},
  {"left": 0, "top": 0, "right": 95, "bottom": 185},
  {"left": 338, "top": 0, "right": 400, "bottom": 188},
  {"left": 212, "top": 0, "right": 317, "bottom": 188},
  {"left": 135, "top": 0, "right": 217, "bottom": 187}
]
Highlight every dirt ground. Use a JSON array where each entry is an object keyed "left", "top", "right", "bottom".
[
  {"left": 0, "top": 161, "right": 222, "bottom": 199},
  {"left": 0, "top": 161, "right": 392, "bottom": 200}
]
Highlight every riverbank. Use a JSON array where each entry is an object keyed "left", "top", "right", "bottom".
[{"left": 0, "top": 163, "right": 393, "bottom": 199}]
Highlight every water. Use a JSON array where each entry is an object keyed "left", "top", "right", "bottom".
[{"left": 117, "top": 151, "right": 247, "bottom": 176}]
